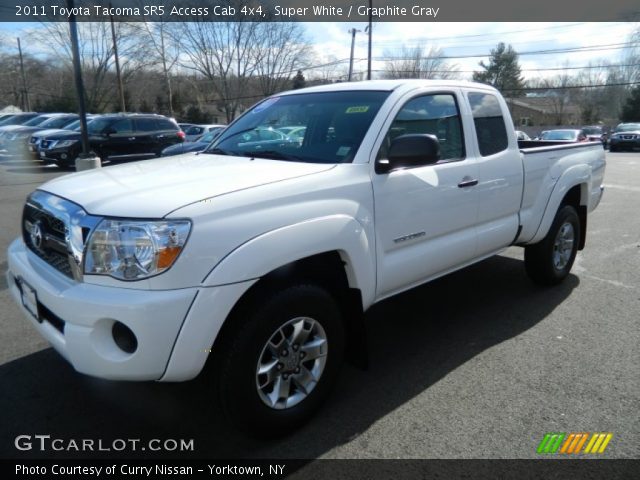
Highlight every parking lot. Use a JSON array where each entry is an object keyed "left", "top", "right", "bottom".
[{"left": 0, "top": 152, "right": 638, "bottom": 460}]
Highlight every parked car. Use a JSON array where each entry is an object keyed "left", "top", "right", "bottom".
[
  {"left": 608, "top": 123, "right": 640, "bottom": 152},
  {"left": 161, "top": 127, "right": 225, "bottom": 157},
  {"left": 0, "top": 114, "right": 79, "bottom": 154},
  {"left": 0, "top": 112, "right": 40, "bottom": 127},
  {"left": 538, "top": 129, "right": 588, "bottom": 142},
  {"left": 7, "top": 80, "right": 605, "bottom": 434},
  {"left": 38, "top": 114, "right": 184, "bottom": 168},
  {"left": 31, "top": 116, "right": 101, "bottom": 160},
  {"left": 581, "top": 126, "right": 608, "bottom": 147},
  {"left": 0, "top": 113, "right": 43, "bottom": 135},
  {"left": 182, "top": 124, "right": 226, "bottom": 142},
  {"left": 515, "top": 130, "right": 531, "bottom": 141}
]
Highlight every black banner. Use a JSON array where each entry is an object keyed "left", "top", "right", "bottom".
[
  {"left": 2, "top": 0, "right": 640, "bottom": 22},
  {"left": 4, "top": 459, "right": 640, "bottom": 479}
]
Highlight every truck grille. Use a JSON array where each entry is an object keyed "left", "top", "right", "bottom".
[
  {"left": 22, "top": 203, "right": 73, "bottom": 278},
  {"left": 21, "top": 191, "right": 101, "bottom": 282}
]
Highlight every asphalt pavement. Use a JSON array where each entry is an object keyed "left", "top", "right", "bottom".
[{"left": 0, "top": 152, "right": 638, "bottom": 460}]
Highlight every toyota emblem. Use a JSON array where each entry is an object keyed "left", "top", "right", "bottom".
[{"left": 29, "top": 221, "right": 44, "bottom": 251}]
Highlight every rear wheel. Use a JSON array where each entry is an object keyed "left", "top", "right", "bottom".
[
  {"left": 525, "top": 205, "right": 580, "bottom": 286},
  {"left": 214, "top": 283, "right": 345, "bottom": 436}
]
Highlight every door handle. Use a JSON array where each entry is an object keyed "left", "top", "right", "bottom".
[
  {"left": 128, "top": 137, "right": 136, "bottom": 140},
  {"left": 458, "top": 178, "right": 478, "bottom": 188}
]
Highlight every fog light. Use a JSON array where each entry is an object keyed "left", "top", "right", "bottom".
[
  {"left": 112, "top": 322, "right": 137, "bottom": 354},
  {"left": 61, "top": 153, "right": 67, "bottom": 159}
]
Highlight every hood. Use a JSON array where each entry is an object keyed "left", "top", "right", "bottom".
[
  {"left": 9, "top": 126, "right": 40, "bottom": 134},
  {"left": 39, "top": 154, "right": 336, "bottom": 217},
  {"left": 32, "top": 128, "right": 73, "bottom": 139},
  {"left": 0, "top": 125, "right": 25, "bottom": 133},
  {"left": 42, "top": 130, "right": 81, "bottom": 140},
  {"left": 612, "top": 130, "right": 640, "bottom": 136}
]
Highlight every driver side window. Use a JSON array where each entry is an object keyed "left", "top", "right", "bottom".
[{"left": 377, "top": 93, "right": 464, "bottom": 162}]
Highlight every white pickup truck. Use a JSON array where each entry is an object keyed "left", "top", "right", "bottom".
[{"left": 7, "top": 80, "right": 605, "bottom": 433}]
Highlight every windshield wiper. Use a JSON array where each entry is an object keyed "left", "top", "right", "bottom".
[
  {"left": 242, "top": 150, "right": 302, "bottom": 161},
  {"left": 203, "top": 147, "right": 232, "bottom": 156}
]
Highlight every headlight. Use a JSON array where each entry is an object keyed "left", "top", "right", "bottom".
[
  {"left": 84, "top": 219, "right": 191, "bottom": 280},
  {"left": 57, "top": 139, "right": 79, "bottom": 147}
]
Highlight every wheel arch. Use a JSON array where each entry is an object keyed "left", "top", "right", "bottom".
[
  {"left": 210, "top": 250, "right": 369, "bottom": 371},
  {"left": 528, "top": 165, "right": 590, "bottom": 248}
]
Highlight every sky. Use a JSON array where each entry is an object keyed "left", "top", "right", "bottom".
[
  {"left": 302, "top": 22, "right": 638, "bottom": 80},
  {"left": 1, "top": 21, "right": 637, "bottom": 82}
]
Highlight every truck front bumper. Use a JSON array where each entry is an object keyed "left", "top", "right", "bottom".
[{"left": 6, "top": 238, "right": 244, "bottom": 382}]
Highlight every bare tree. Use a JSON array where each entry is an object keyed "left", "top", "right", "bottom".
[
  {"left": 178, "top": 15, "right": 261, "bottom": 122},
  {"left": 252, "top": 22, "right": 312, "bottom": 97},
  {"left": 135, "top": 21, "right": 180, "bottom": 116},
  {"left": 540, "top": 67, "right": 576, "bottom": 125},
  {"left": 383, "top": 45, "right": 460, "bottom": 80},
  {"left": 30, "top": 22, "right": 148, "bottom": 112}
]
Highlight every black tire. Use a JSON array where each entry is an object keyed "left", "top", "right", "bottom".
[
  {"left": 525, "top": 205, "right": 580, "bottom": 286},
  {"left": 214, "top": 283, "right": 345, "bottom": 436},
  {"left": 609, "top": 146, "right": 617, "bottom": 152}
]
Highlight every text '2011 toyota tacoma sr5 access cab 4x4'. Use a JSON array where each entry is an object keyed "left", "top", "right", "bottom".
[{"left": 7, "top": 80, "right": 605, "bottom": 434}]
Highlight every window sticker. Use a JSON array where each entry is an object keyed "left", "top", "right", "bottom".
[
  {"left": 253, "top": 97, "right": 280, "bottom": 113},
  {"left": 345, "top": 106, "right": 369, "bottom": 114},
  {"left": 336, "top": 146, "right": 351, "bottom": 156}
]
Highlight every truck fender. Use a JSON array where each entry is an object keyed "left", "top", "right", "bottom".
[
  {"left": 528, "top": 164, "right": 590, "bottom": 245},
  {"left": 203, "top": 214, "right": 377, "bottom": 309}
]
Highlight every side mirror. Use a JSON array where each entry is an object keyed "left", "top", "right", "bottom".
[{"left": 376, "top": 134, "right": 440, "bottom": 174}]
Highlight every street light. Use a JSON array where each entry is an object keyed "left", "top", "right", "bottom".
[
  {"left": 347, "top": 28, "right": 361, "bottom": 81},
  {"left": 367, "top": 0, "right": 372, "bottom": 80}
]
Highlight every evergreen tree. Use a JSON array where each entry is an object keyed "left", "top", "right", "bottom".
[
  {"left": 292, "top": 70, "right": 306, "bottom": 90},
  {"left": 620, "top": 85, "right": 640, "bottom": 122},
  {"left": 472, "top": 43, "right": 525, "bottom": 97}
]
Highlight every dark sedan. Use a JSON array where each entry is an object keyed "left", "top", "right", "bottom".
[{"left": 161, "top": 127, "right": 225, "bottom": 157}]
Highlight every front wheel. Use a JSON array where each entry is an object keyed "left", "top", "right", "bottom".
[
  {"left": 525, "top": 205, "right": 580, "bottom": 286},
  {"left": 214, "top": 283, "right": 345, "bottom": 436}
]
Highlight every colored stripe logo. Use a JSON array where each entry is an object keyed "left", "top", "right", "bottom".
[{"left": 537, "top": 433, "right": 612, "bottom": 454}]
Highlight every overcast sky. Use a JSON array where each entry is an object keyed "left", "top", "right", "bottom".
[
  {"left": 1, "top": 21, "right": 637, "bottom": 81},
  {"left": 304, "top": 22, "right": 637, "bottom": 80}
]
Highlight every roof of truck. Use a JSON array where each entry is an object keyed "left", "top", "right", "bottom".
[{"left": 281, "top": 79, "right": 498, "bottom": 96}]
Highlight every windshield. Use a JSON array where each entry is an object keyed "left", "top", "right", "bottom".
[
  {"left": 39, "top": 116, "right": 77, "bottom": 129},
  {"left": 208, "top": 90, "right": 390, "bottom": 163},
  {"left": 616, "top": 124, "right": 640, "bottom": 132},
  {"left": 23, "top": 116, "right": 50, "bottom": 127},
  {"left": 0, "top": 115, "right": 18, "bottom": 126},
  {"left": 200, "top": 128, "right": 224, "bottom": 143},
  {"left": 541, "top": 130, "right": 577, "bottom": 141}
]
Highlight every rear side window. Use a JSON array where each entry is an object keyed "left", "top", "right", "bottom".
[
  {"left": 156, "top": 119, "right": 179, "bottom": 131},
  {"left": 136, "top": 118, "right": 157, "bottom": 132},
  {"left": 468, "top": 92, "right": 508, "bottom": 156},
  {"left": 109, "top": 119, "right": 134, "bottom": 134}
]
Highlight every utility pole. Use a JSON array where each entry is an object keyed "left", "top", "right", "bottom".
[
  {"left": 67, "top": 0, "right": 90, "bottom": 158},
  {"left": 347, "top": 28, "right": 361, "bottom": 81},
  {"left": 366, "top": 0, "right": 373, "bottom": 80},
  {"left": 16, "top": 38, "right": 31, "bottom": 111},
  {"left": 109, "top": 3, "right": 126, "bottom": 112}
]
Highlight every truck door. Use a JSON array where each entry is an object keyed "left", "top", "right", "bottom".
[
  {"left": 466, "top": 91, "right": 523, "bottom": 255},
  {"left": 371, "top": 91, "right": 480, "bottom": 298}
]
